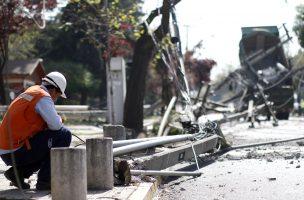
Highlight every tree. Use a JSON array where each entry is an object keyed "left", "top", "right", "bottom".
[
  {"left": 60, "top": 0, "right": 141, "bottom": 58},
  {"left": 55, "top": 0, "right": 142, "bottom": 105},
  {"left": 293, "top": 4, "right": 304, "bottom": 48},
  {"left": 8, "top": 22, "right": 102, "bottom": 105},
  {"left": 184, "top": 41, "right": 217, "bottom": 91},
  {"left": 8, "top": 30, "right": 40, "bottom": 60},
  {"left": 0, "top": 0, "right": 57, "bottom": 104},
  {"left": 3, "top": 0, "right": 142, "bottom": 107},
  {"left": 44, "top": 60, "right": 96, "bottom": 105},
  {"left": 123, "top": 0, "right": 182, "bottom": 134}
]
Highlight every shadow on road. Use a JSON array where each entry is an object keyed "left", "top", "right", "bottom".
[
  {"left": 0, "top": 188, "right": 50, "bottom": 199},
  {"left": 160, "top": 150, "right": 228, "bottom": 184}
]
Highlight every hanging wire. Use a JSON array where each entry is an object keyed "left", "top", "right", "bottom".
[
  {"left": 72, "top": 133, "right": 86, "bottom": 147},
  {"left": 7, "top": 112, "right": 26, "bottom": 194},
  {"left": 15, "top": 0, "right": 46, "bottom": 29},
  {"left": 191, "top": 142, "right": 200, "bottom": 171},
  {"left": 143, "top": 7, "right": 191, "bottom": 105},
  {"left": 188, "top": 121, "right": 220, "bottom": 171}
]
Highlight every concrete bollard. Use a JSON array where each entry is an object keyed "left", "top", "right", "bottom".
[
  {"left": 103, "top": 125, "right": 126, "bottom": 141},
  {"left": 51, "top": 147, "right": 87, "bottom": 200},
  {"left": 87, "top": 138, "right": 113, "bottom": 190}
]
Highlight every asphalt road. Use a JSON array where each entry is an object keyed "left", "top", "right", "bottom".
[{"left": 154, "top": 116, "right": 304, "bottom": 200}]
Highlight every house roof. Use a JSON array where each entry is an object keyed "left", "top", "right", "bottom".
[{"left": 3, "top": 59, "right": 44, "bottom": 75}]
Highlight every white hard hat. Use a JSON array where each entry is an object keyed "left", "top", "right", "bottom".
[{"left": 42, "top": 71, "right": 67, "bottom": 98}]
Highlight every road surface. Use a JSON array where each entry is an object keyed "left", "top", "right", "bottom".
[{"left": 154, "top": 116, "right": 304, "bottom": 200}]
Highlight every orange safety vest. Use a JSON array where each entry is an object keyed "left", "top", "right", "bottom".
[{"left": 0, "top": 85, "right": 50, "bottom": 150}]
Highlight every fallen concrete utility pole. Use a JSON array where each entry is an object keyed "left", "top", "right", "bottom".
[
  {"left": 113, "top": 134, "right": 195, "bottom": 156},
  {"left": 113, "top": 134, "right": 193, "bottom": 148},
  {"left": 138, "top": 135, "right": 218, "bottom": 170},
  {"left": 131, "top": 170, "right": 201, "bottom": 177}
]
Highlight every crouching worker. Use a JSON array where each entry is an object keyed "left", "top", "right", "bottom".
[{"left": 0, "top": 71, "right": 71, "bottom": 190}]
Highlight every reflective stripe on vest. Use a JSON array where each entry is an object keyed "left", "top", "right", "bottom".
[{"left": 19, "top": 93, "right": 34, "bottom": 101}]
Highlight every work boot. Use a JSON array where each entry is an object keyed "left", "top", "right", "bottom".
[
  {"left": 36, "top": 181, "right": 51, "bottom": 190},
  {"left": 4, "top": 167, "right": 30, "bottom": 189}
]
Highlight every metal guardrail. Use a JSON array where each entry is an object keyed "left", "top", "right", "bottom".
[
  {"left": 59, "top": 110, "right": 107, "bottom": 122},
  {"left": 56, "top": 106, "right": 107, "bottom": 122},
  {"left": 0, "top": 104, "right": 160, "bottom": 125},
  {"left": 0, "top": 105, "right": 90, "bottom": 111},
  {"left": 0, "top": 105, "right": 8, "bottom": 112},
  {"left": 1, "top": 104, "right": 154, "bottom": 112},
  {"left": 0, "top": 105, "right": 107, "bottom": 123}
]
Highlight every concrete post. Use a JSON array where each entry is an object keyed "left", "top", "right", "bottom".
[
  {"left": 87, "top": 138, "right": 113, "bottom": 190},
  {"left": 51, "top": 147, "right": 87, "bottom": 200},
  {"left": 107, "top": 57, "right": 126, "bottom": 124},
  {"left": 103, "top": 125, "right": 126, "bottom": 141}
]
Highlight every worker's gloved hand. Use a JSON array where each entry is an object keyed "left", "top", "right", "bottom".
[{"left": 58, "top": 113, "right": 66, "bottom": 123}]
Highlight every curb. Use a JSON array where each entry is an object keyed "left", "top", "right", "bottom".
[{"left": 128, "top": 182, "right": 158, "bottom": 200}]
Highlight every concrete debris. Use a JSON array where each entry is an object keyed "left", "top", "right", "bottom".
[
  {"left": 284, "top": 155, "right": 294, "bottom": 160},
  {"left": 113, "top": 158, "right": 131, "bottom": 185},
  {"left": 142, "top": 175, "right": 157, "bottom": 183}
]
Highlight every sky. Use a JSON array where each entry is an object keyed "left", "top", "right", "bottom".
[{"left": 142, "top": 0, "right": 304, "bottom": 80}]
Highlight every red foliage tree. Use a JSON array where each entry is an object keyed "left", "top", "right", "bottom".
[
  {"left": 0, "top": 0, "right": 57, "bottom": 104},
  {"left": 105, "top": 23, "right": 135, "bottom": 58},
  {"left": 184, "top": 42, "right": 217, "bottom": 90}
]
